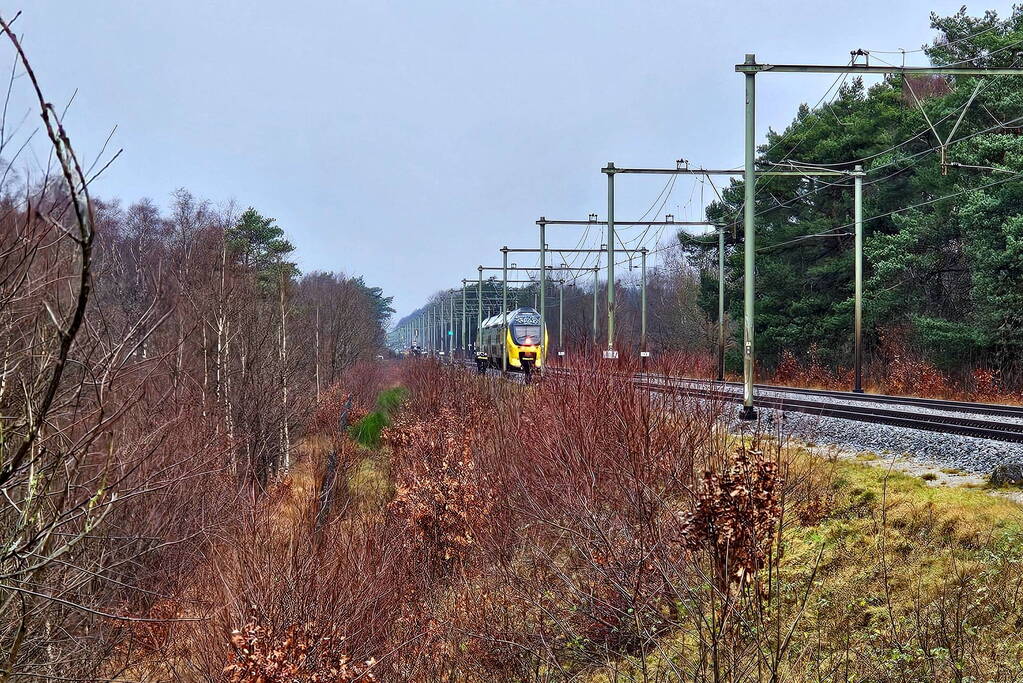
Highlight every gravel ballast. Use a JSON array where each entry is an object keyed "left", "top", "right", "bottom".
[{"left": 734, "top": 406, "right": 1023, "bottom": 475}]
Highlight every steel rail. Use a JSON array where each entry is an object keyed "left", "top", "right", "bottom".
[
  {"left": 636, "top": 373, "right": 1023, "bottom": 420},
  {"left": 631, "top": 381, "right": 1023, "bottom": 444},
  {"left": 452, "top": 362, "right": 1022, "bottom": 443},
  {"left": 542, "top": 367, "right": 1023, "bottom": 444}
]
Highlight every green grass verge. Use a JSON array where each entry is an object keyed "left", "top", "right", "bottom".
[{"left": 349, "top": 386, "right": 408, "bottom": 449}]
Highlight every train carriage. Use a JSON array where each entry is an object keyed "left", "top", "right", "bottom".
[{"left": 479, "top": 307, "right": 548, "bottom": 372}]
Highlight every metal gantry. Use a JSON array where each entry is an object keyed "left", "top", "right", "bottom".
[
  {"left": 393, "top": 282, "right": 524, "bottom": 358},
  {"left": 482, "top": 259, "right": 546, "bottom": 372},
  {"left": 506, "top": 243, "right": 649, "bottom": 361},
  {"left": 603, "top": 161, "right": 858, "bottom": 417},
  {"left": 394, "top": 52, "right": 1023, "bottom": 413},
  {"left": 732, "top": 54, "right": 1023, "bottom": 412},
  {"left": 545, "top": 264, "right": 600, "bottom": 351},
  {"left": 541, "top": 216, "right": 727, "bottom": 376}
]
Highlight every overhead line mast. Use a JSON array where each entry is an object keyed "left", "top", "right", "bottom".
[
  {"left": 405, "top": 52, "right": 1023, "bottom": 405},
  {"left": 603, "top": 160, "right": 859, "bottom": 415},
  {"left": 733, "top": 53, "right": 1023, "bottom": 418},
  {"left": 539, "top": 215, "right": 718, "bottom": 361}
]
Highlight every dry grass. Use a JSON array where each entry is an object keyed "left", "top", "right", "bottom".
[
  {"left": 769, "top": 331, "right": 1023, "bottom": 404},
  {"left": 590, "top": 451, "right": 1023, "bottom": 681},
  {"left": 126, "top": 359, "right": 1023, "bottom": 681}
]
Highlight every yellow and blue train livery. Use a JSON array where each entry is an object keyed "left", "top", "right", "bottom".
[{"left": 479, "top": 307, "right": 548, "bottom": 372}]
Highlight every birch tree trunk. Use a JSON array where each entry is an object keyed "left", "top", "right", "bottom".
[{"left": 279, "top": 268, "right": 290, "bottom": 472}]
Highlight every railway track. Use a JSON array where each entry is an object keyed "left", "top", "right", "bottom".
[
  {"left": 455, "top": 361, "right": 1022, "bottom": 445},
  {"left": 638, "top": 372, "right": 1023, "bottom": 420},
  {"left": 630, "top": 377, "right": 1023, "bottom": 444}
]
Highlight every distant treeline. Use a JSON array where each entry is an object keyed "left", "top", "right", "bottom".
[{"left": 86, "top": 192, "right": 394, "bottom": 481}]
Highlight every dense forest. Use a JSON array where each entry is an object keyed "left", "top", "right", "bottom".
[
  {"left": 89, "top": 195, "right": 393, "bottom": 482},
  {"left": 686, "top": 8, "right": 1023, "bottom": 381}
]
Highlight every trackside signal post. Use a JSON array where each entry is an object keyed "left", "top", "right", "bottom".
[
  {"left": 741, "top": 57, "right": 756, "bottom": 419},
  {"left": 477, "top": 267, "right": 484, "bottom": 351},
  {"left": 640, "top": 248, "right": 647, "bottom": 359},
  {"left": 734, "top": 54, "right": 1023, "bottom": 413},
  {"left": 461, "top": 281, "right": 468, "bottom": 357},
  {"left": 502, "top": 247, "right": 508, "bottom": 373},
  {"left": 559, "top": 280, "right": 564, "bottom": 352},
  {"left": 718, "top": 227, "right": 725, "bottom": 381},
  {"left": 606, "top": 164, "right": 616, "bottom": 354},
  {"left": 853, "top": 165, "right": 864, "bottom": 392},
  {"left": 539, "top": 221, "right": 546, "bottom": 367}
]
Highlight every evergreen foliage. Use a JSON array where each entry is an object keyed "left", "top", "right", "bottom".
[
  {"left": 685, "top": 7, "right": 1023, "bottom": 372},
  {"left": 227, "top": 207, "right": 300, "bottom": 289}
]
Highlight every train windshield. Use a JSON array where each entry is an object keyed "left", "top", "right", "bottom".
[{"left": 512, "top": 324, "right": 541, "bottom": 345}]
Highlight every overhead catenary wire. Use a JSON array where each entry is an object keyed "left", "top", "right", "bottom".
[
  {"left": 759, "top": 167, "right": 1023, "bottom": 251},
  {"left": 861, "top": 21, "right": 999, "bottom": 55},
  {"left": 713, "top": 108, "right": 1023, "bottom": 233},
  {"left": 618, "top": 174, "right": 679, "bottom": 249},
  {"left": 417, "top": 23, "right": 1023, "bottom": 335},
  {"left": 920, "top": 33, "right": 1023, "bottom": 68},
  {"left": 615, "top": 173, "right": 678, "bottom": 249},
  {"left": 587, "top": 163, "right": 1023, "bottom": 280},
  {"left": 760, "top": 59, "right": 854, "bottom": 161},
  {"left": 718, "top": 43, "right": 1020, "bottom": 238},
  {"left": 780, "top": 44, "right": 1017, "bottom": 173},
  {"left": 484, "top": 130, "right": 1023, "bottom": 301},
  {"left": 708, "top": 59, "right": 859, "bottom": 235},
  {"left": 529, "top": 55, "right": 867, "bottom": 293}
]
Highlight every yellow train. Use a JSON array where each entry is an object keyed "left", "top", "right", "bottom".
[{"left": 479, "top": 307, "right": 548, "bottom": 372}]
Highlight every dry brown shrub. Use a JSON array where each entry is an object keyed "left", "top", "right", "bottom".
[
  {"left": 795, "top": 493, "right": 832, "bottom": 526},
  {"left": 771, "top": 346, "right": 844, "bottom": 389},
  {"left": 773, "top": 350, "right": 800, "bottom": 384},
  {"left": 115, "top": 599, "right": 184, "bottom": 657},
  {"left": 385, "top": 402, "right": 496, "bottom": 576},
  {"left": 682, "top": 449, "right": 782, "bottom": 592},
  {"left": 650, "top": 348, "right": 719, "bottom": 378},
  {"left": 879, "top": 328, "right": 954, "bottom": 398},
  {"left": 341, "top": 359, "right": 394, "bottom": 410},
  {"left": 310, "top": 386, "right": 366, "bottom": 438},
  {"left": 161, "top": 359, "right": 796, "bottom": 680},
  {"left": 223, "top": 619, "right": 377, "bottom": 682},
  {"left": 971, "top": 366, "right": 1002, "bottom": 400}
]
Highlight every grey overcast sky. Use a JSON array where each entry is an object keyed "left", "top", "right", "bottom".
[{"left": 9, "top": 1, "right": 1015, "bottom": 318}]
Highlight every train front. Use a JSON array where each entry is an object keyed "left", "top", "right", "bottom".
[{"left": 506, "top": 308, "right": 548, "bottom": 371}]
